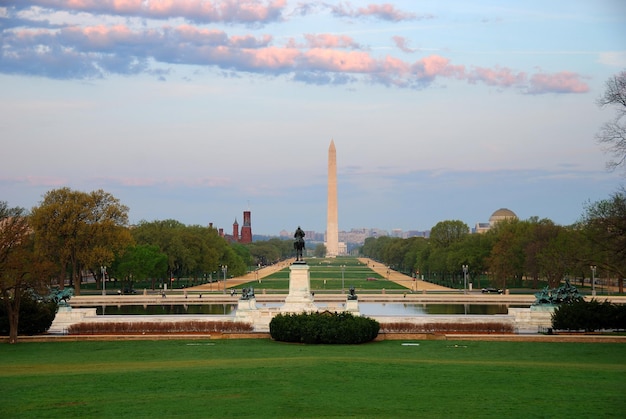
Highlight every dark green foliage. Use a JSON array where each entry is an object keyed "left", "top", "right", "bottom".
[
  {"left": 0, "top": 293, "right": 57, "bottom": 336},
  {"left": 269, "top": 312, "right": 379, "bottom": 344},
  {"left": 552, "top": 299, "right": 626, "bottom": 332}
]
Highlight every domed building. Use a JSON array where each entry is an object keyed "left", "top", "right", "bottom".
[
  {"left": 489, "top": 208, "right": 518, "bottom": 227},
  {"left": 475, "top": 208, "right": 518, "bottom": 233}
]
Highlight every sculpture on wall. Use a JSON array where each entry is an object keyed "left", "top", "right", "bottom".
[{"left": 533, "top": 280, "right": 583, "bottom": 306}]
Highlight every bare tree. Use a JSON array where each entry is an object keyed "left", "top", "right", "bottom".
[{"left": 596, "top": 70, "right": 626, "bottom": 173}]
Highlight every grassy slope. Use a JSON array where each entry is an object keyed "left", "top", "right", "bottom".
[{"left": 0, "top": 339, "right": 624, "bottom": 418}]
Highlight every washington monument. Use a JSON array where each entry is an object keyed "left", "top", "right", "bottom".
[{"left": 326, "top": 139, "right": 339, "bottom": 257}]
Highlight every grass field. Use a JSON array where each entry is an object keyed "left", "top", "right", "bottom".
[
  {"left": 1, "top": 339, "right": 624, "bottom": 418},
  {"left": 246, "top": 257, "right": 408, "bottom": 292}
]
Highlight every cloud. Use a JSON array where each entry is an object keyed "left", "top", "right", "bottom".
[
  {"left": 0, "top": 4, "right": 590, "bottom": 94},
  {"left": 392, "top": 36, "right": 415, "bottom": 53},
  {"left": 0, "top": 176, "right": 68, "bottom": 187},
  {"left": 467, "top": 66, "right": 527, "bottom": 88},
  {"left": 527, "top": 71, "right": 590, "bottom": 94},
  {"left": 303, "top": 34, "right": 362, "bottom": 50},
  {"left": 598, "top": 51, "right": 626, "bottom": 68},
  {"left": 4, "top": 0, "right": 287, "bottom": 25},
  {"left": 330, "top": 2, "right": 430, "bottom": 22}
]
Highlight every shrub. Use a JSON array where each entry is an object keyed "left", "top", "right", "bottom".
[
  {"left": 269, "top": 312, "right": 379, "bottom": 344},
  {"left": 0, "top": 293, "right": 58, "bottom": 336},
  {"left": 552, "top": 299, "right": 626, "bottom": 332},
  {"left": 68, "top": 320, "right": 253, "bottom": 334},
  {"left": 380, "top": 322, "right": 514, "bottom": 334}
]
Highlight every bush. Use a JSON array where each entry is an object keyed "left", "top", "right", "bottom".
[
  {"left": 269, "top": 312, "right": 379, "bottom": 344},
  {"left": 380, "top": 322, "right": 514, "bottom": 334},
  {"left": 0, "top": 293, "right": 58, "bottom": 336},
  {"left": 552, "top": 299, "right": 626, "bottom": 332},
  {"left": 68, "top": 321, "right": 253, "bottom": 334}
]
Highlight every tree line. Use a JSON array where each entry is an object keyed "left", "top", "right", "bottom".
[
  {"left": 0, "top": 187, "right": 294, "bottom": 343},
  {"left": 361, "top": 189, "right": 625, "bottom": 293}
]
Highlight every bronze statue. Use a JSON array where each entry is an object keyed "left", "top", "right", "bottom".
[{"left": 294, "top": 226, "right": 305, "bottom": 262}]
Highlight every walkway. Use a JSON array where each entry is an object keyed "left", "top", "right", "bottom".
[
  {"left": 357, "top": 257, "right": 451, "bottom": 291},
  {"left": 190, "top": 259, "right": 295, "bottom": 291}
]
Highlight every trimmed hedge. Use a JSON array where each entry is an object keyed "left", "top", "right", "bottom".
[
  {"left": 269, "top": 312, "right": 379, "bottom": 344},
  {"left": 380, "top": 321, "right": 514, "bottom": 334},
  {"left": 68, "top": 321, "right": 253, "bottom": 334},
  {"left": 552, "top": 299, "right": 626, "bottom": 332}
]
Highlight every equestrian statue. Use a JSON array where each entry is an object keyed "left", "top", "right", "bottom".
[{"left": 294, "top": 226, "right": 306, "bottom": 262}]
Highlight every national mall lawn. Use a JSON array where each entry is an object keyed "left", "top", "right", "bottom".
[{"left": 0, "top": 340, "right": 623, "bottom": 418}]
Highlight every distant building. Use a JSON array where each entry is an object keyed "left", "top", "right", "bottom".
[
  {"left": 217, "top": 210, "right": 253, "bottom": 244},
  {"left": 475, "top": 208, "right": 518, "bottom": 234}
]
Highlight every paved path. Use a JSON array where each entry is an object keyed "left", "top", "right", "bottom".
[
  {"left": 190, "top": 259, "right": 296, "bottom": 291},
  {"left": 357, "top": 257, "right": 452, "bottom": 291}
]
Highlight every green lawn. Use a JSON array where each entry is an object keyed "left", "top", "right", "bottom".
[
  {"left": 244, "top": 257, "right": 408, "bottom": 292},
  {"left": 1, "top": 339, "right": 624, "bottom": 418}
]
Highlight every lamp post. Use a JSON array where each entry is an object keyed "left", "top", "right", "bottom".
[
  {"left": 101, "top": 266, "right": 107, "bottom": 296},
  {"left": 462, "top": 264, "right": 468, "bottom": 295},
  {"left": 221, "top": 265, "right": 228, "bottom": 294},
  {"left": 341, "top": 265, "right": 345, "bottom": 294},
  {"left": 590, "top": 265, "right": 596, "bottom": 297}
]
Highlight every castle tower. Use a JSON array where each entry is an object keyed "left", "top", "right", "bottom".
[
  {"left": 326, "top": 140, "right": 339, "bottom": 257},
  {"left": 240, "top": 211, "right": 252, "bottom": 244},
  {"left": 232, "top": 219, "right": 239, "bottom": 241}
]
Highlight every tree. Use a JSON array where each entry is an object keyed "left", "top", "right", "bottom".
[
  {"left": 112, "top": 244, "right": 167, "bottom": 291},
  {"left": 429, "top": 220, "right": 469, "bottom": 248},
  {"left": 596, "top": 70, "right": 626, "bottom": 173},
  {"left": 0, "top": 202, "right": 52, "bottom": 343},
  {"left": 30, "top": 188, "right": 132, "bottom": 295},
  {"left": 580, "top": 189, "right": 626, "bottom": 293},
  {"left": 486, "top": 219, "right": 530, "bottom": 289},
  {"left": 131, "top": 220, "right": 246, "bottom": 282},
  {"left": 313, "top": 243, "right": 327, "bottom": 258}
]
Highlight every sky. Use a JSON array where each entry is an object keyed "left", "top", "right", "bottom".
[{"left": 1, "top": 1, "right": 625, "bottom": 236}]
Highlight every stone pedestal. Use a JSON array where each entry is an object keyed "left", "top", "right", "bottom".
[
  {"left": 236, "top": 298, "right": 257, "bottom": 314},
  {"left": 281, "top": 263, "right": 318, "bottom": 313},
  {"left": 346, "top": 299, "right": 360, "bottom": 316},
  {"left": 48, "top": 307, "right": 97, "bottom": 334},
  {"left": 509, "top": 306, "right": 555, "bottom": 333}
]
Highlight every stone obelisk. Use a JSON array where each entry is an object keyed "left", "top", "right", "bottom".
[{"left": 326, "top": 140, "right": 339, "bottom": 257}]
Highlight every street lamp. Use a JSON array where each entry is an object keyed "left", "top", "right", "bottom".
[
  {"left": 590, "top": 265, "right": 596, "bottom": 297},
  {"left": 462, "top": 264, "right": 468, "bottom": 295},
  {"left": 341, "top": 265, "right": 345, "bottom": 294},
  {"left": 221, "top": 265, "right": 228, "bottom": 294},
  {"left": 101, "top": 266, "right": 107, "bottom": 296}
]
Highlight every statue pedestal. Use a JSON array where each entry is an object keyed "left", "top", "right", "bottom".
[
  {"left": 237, "top": 298, "right": 257, "bottom": 312},
  {"left": 346, "top": 299, "right": 360, "bottom": 316},
  {"left": 281, "top": 263, "right": 318, "bottom": 313}
]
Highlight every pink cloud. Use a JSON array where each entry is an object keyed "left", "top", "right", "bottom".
[
  {"left": 6, "top": 0, "right": 287, "bottom": 24},
  {"left": 412, "top": 55, "right": 465, "bottom": 81},
  {"left": 1, "top": 18, "right": 590, "bottom": 95},
  {"left": 303, "top": 49, "right": 376, "bottom": 73},
  {"left": 332, "top": 2, "right": 423, "bottom": 22},
  {"left": 392, "top": 36, "right": 415, "bottom": 53},
  {"left": 357, "top": 3, "right": 417, "bottom": 21},
  {"left": 246, "top": 46, "right": 299, "bottom": 69},
  {"left": 468, "top": 66, "right": 527, "bottom": 88},
  {"left": 303, "top": 34, "right": 361, "bottom": 50},
  {"left": 527, "top": 71, "right": 590, "bottom": 94}
]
